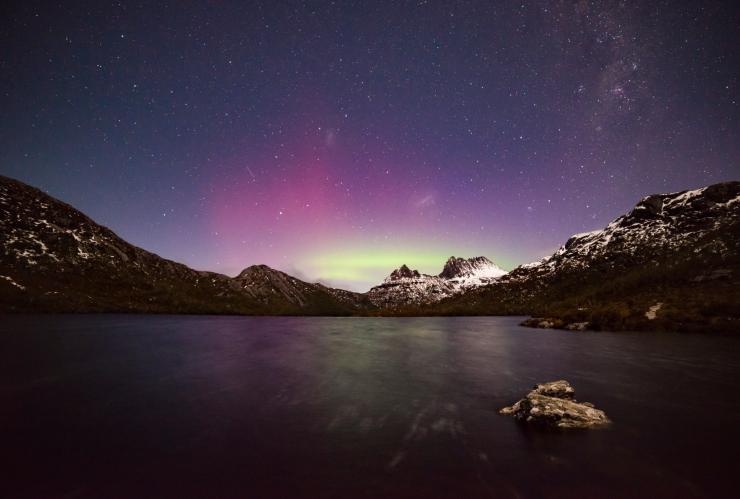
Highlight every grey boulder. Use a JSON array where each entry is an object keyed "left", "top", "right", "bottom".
[{"left": 500, "top": 380, "right": 610, "bottom": 429}]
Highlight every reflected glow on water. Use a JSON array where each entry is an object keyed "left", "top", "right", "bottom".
[{"left": 2, "top": 315, "right": 739, "bottom": 497}]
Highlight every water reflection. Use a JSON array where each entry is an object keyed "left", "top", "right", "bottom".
[{"left": 1, "top": 315, "right": 739, "bottom": 497}]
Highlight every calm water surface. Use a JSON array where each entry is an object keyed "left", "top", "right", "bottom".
[{"left": 2, "top": 315, "right": 739, "bottom": 498}]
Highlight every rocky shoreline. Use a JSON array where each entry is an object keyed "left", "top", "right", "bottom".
[{"left": 520, "top": 317, "right": 590, "bottom": 331}]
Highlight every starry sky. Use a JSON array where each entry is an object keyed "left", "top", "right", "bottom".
[{"left": 1, "top": 1, "right": 738, "bottom": 291}]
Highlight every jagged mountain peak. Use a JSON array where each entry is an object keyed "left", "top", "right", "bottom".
[
  {"left": 439, "top": 256, "right": 501, "bottom": 279},
  {"left": 385, "top": 264, "right": 422, "bottom": 282},
  {"left": 370, "top": 255, "right": 507, "bottom": 307},
  {"left": 623, "top": 183, "right": 739, "bottom": 223}
]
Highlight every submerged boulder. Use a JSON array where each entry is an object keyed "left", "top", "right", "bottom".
[{"left": 500, "top": 380, "right": 609, "bottom": 429}]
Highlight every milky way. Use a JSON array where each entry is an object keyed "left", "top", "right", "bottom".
[{"left": 1, "top": 1, "right": 737, "bottom": 290}]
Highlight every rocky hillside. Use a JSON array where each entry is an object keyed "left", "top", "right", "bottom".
[
  {"left": 440, "top": 255, "right": 507, "bottom": 287},
  {"left": 430, "top": 182, "right": 740, "bottom": 332},
  {"left": 367, "top": 256, "right": 507, "bottom": 308},
  {"left": 0, "top": 175, "right": 366, "bottom": 315},
  {"left": 234, "top": 264, "right": 371, "bottom": 314},
  {"left": 2, "top": 174, "right": 737, "bottom": 331},
  {"left": 507, "top": 183, "right": 740, "bottom": 286}
]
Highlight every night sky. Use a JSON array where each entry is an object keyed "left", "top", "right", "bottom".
[{"left": 1, "top": 1, "right": 738, "bottom": 290}]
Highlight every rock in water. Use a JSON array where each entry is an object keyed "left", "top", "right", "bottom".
[
  {"left": 499, "top": 380, "right": 609, "bottom": 429},
  {"left": 530, "top": 380, "right": 575, "bottom": 399}
]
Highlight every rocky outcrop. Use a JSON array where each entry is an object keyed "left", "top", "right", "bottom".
[
  {"left": 368, "top": 256, "right": 508, "bottom": 308},
  {"left": 439, "top": 256, "right": 506, "bottom": 280},
  {"left": 500, "top": 381, "right": 610, "bottom": 429},
  {"left": 388, "top": 264, "right": 421, "bottom": 281},
  {"left": 367, "top": 269, "right": 453, "bottom": 308},
  {"left": 520, "top": 317, "right": 563, "bottom": 329},
  {"left": 520, "top": 317, "right": 591, "bottom": 331}
]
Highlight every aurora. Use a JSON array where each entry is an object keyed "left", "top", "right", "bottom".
[{"left": 1, "top": 1, "right": 736, "bottom": 291}]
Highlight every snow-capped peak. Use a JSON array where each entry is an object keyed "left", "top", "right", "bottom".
[
  {"left": 384, "top": 264, "right": 423, "bottom": 283},
  {"left": 439, "top": 256, "right": 507, "bottom": 280},
  {"left": 370, "top": 255, "right": 508, "bottom": 307},
  {"left": 507, "top": 181, "right": 740, "bottom": 282}
]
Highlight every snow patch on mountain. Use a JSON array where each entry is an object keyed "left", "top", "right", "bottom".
[
  {"left": 368, "top": 256, "right": 508, "bottom": 307},
  {"left": 442, "top": 256, "right": 507, "bottom": 289},
  {"left": 504, "top": 182, "right": 740, "bottom": 284}
]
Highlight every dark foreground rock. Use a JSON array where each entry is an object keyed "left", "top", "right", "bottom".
[{"left": 500, "top": 380, "right": 610, "bottom": 429}]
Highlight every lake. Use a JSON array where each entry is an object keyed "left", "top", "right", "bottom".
[{"left": 1, "top": 315, "right": 739, "bottom": 498}]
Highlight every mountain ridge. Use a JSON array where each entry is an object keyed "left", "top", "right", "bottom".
[
  {"left": 2, "top": 174, "right": 738, "bottom": 331},
  {"left": 417, "top": 181, "right": 740, "bottom": 332},
  {"left": 0, "top": 175, "right": 363, "bottom": 315},
  {"left": 367, "top": 255, "right": 508, "bottom": 307}
]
